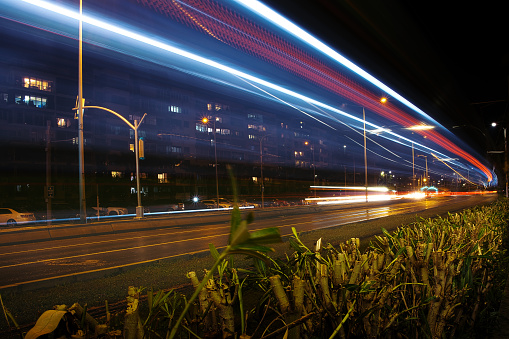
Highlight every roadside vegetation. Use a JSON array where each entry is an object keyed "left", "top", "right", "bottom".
[{"left": 1, "top": 196, "right": 508, "bottom": 338}]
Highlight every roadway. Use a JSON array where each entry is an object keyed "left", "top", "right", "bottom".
[{"left": 0, "top": 194, "right": 497, "bottom": 290}]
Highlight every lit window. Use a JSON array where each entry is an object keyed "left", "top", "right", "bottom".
[
  {"left": 57, "top": 118, "right": 70, "bottom": 128},
  {"left": 196, "top": 123, "right": 207, "bottom": 132},
  {"left": 168, "top": 105, "right": 181, "bottom": 113},
  {"left": 15, "top": 95, "right": 47, "bottom": 108},
  {"left": 23, "top": 77, "right": 53, "bottom": 91},
  {"left": 249, "top": 134, "right": 256, "bottom": 139},
  {"left": 171, "top": 146, "right": 182, "bottom": 153},
  {"left": 111, "top": 171, "right": 123, "bottom": 178},
  {"left": 158, "top": 173, "right": 168, "bottom": 183}
]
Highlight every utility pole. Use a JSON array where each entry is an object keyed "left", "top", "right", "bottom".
[
  {"left": 45, "top": 121, "right": 52, "bottom": 224},
  {"left": 78, "top": 0, "right": 86, "bottom": 223}
]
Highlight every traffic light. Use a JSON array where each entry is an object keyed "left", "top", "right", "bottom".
[{"left": 139, "top": 137, "right": 145, "bottom": 159}]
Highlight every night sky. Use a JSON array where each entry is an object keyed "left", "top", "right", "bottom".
[{"left": 264, "top": 0, "right": 509, "bottom": 153}]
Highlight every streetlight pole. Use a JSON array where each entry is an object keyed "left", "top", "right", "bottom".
[
  {"left": 305, "top": 141, "right": 316, "bottom": 197},
  {"left": 78, "top": 0, "right": 86, "bottom": 223},
  {"left": 202, "top": 117, "right": 219, "bottom": 208},
  {"left": 343, "top": 145, "right": 347, "bottom": 187},
  {"left": 73, "top": 106, "right": 147, "bottom": 218},
  {"left": 490, "top": 123, "right": 508, "bottom": 198},
  {"left": 363, "top": 107, "right": 368, "bottom": 203},
  {"left": 213, "top": 118, "right": 219, "bottom": 208},
  {"left": 412, "top": 143, "right": 415, "bottom": 191},
  {"left": 417, "top": 155, "right": 428, "bottom": 185},
  {"left": 259, "top": 134, "right": 271, "bottom": 209}
]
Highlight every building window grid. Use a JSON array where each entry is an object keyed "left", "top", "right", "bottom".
[
  {"left": 15, "top": 95, "right": 47, "bottom": 108},
  {"left": 23, "top": 77, "right": 53, "bottom": 92}
]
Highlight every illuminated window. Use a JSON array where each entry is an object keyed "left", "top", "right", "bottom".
[
  {"left": 15, "top": 95, "right": 47, "bottom": 108},
  {"left": 57, "top": 118, "right": 70, "bottom": 128},
  {"left": 23, "top": 77, "right": 53, "bottom": 92},
  {"left": 248, "top": 134, "right": 256, "bottom": 139},
  {"left": 111, "top": 171, "right": 123, "bottom": 178},
  {"left": 168, "top": 105, "right": 181, "bottom": 113},
  {"left": 171, "top": 146, "right": 182, "bottom": 153},
  {"left": 220, "top": 129, "right": 230, "bottom": 135},
  {"left": 158, "top": 173, "right": 168, "bottom": 183},
  {"left": 208, "top": 103, "right": 228, "bottom": 111},
  {"left": 196, "top": 123, "right": 207, "bottom": 133}
]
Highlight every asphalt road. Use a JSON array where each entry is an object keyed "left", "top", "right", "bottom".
[{"left": 0, "top": 194, "right": 497, "bottom": 290}]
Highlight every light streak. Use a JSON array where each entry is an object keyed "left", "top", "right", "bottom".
[
  {"left": 311, "top": 186, "right": 390, "bottom": 192},
  {"left": 431, "top": 153, "right": 477, "bottom": 186},
  {"left": 12, "top": 0, "right": 494, "bottom": 183}
]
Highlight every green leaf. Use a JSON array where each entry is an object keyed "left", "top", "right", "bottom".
[
  {"left": 232, "top": 243, "right": 275, "bottom": 253},
  {"left": 230, "top": 206, "right": 242, "bottom": 238},
  {"left": 230, "top": 220, "right": 250, "bottom": 247},
  {"left": 246, "top": 211, "right": 255, "bottom": 224},
  {"left": 249, "top": 227, "right": 282, "bottom": 244},
  {"left": 209, "top": 243, "right": 220, "bottom": 261}
]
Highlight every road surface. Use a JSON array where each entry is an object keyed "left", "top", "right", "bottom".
[{"left": 0, "top": 194, "right": 497, "bottom": 290}]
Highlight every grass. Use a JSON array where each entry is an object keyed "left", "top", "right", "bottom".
[{"left": 0, "top": 196, "right": 503, "bottom": 337}]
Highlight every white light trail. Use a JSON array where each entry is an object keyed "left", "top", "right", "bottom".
[
  {"left": 234, "top": 0, "right": 442, "bottom": 126},
  {"left": 12, "top": 0, "right": 492, "bottom": 183}
]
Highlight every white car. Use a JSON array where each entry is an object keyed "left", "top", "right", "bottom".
[
  {"left": 91, "top": 207, "right": 129, "bottom": 216},
  {"left": 0, "top": 208, "right": 36, "bottom": 226}
]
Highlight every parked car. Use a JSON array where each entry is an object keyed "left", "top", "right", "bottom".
[
  {"left": 0, "top": 208, "right": 36, "bottom": 226},
  {"left": 202, "top": 199, "right": 232, "bottom": 209},
  {"left": 167, "top": 203, "right": 185, "bottom": 211},
  {"left": 91, "top": 206, "right": 129, "bottom": 216}
]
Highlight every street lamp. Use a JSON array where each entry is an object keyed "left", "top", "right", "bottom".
[
  {"left": 73, "top": 106, "right": 147, "bottom": 218},
  {"left": 304, "top": 141, "right": 316, "bottom": 197},
  {"left": 343, "top": 145, "right": 347, "bottom": 187},
  {"left": 363, "top": 107, "right": 368, "bottom": 202},
  {"left": 202, "top": 116, "right": 220, "bottom": 208},
  {"left": 417, "top": 154, "right": 428, "bottom": 187},
  {"left": 78, "top": 0, "right": 86, "bottom": 223},
  {"left": 259, "top": 134, "right": 272, "bottom": 209},
  {"left": 490, "top": 122, "right": 508, "bottom": 198}
]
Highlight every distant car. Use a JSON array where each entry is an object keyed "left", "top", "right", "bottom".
[
  {"left": 202, "top": 199, "right": 232, "bottom": 209},
  {"left": 0, "top": 208, "right": 36, "bottom": 226},
  {"left": 91, "top": 207, "right": 129, "bottom": 216},
  {"left": 167, "top": 203, "right": 185, "bottom": 211}
]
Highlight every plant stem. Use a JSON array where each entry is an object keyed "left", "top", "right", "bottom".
[{"left": 168, "top": 249, "right": 229, "bottom": 339}]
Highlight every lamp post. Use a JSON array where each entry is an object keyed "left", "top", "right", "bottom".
[
  {"left": 73, "top": 106, "right": 147, "bottom": 218},
  {"left": 363, "top": 107, "right": 368, "bottom": 202},
  {"left": 490, "top": 122, "right": 508, "bottom": 198},
  {"left": 304, "top": 141, "right": 316, "bottom": 197},
  {"left": 343, "top": 145, "right": 347, "bottom": 187},
  {"left": 417, "top": 154, "right": 428, "bottom": 186},
  {"left": 202, "top": 117, "right": 219, "bottom": 208},
  {"left": 259, "top": 134, "right": 272, "bottom": 209},
  {"left": 77, "top": 0, "right": 86, "bottom": 223}
]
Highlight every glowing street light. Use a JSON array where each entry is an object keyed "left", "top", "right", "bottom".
[
  {"left": 73, "top": 106, "right": 147, "bottom": 218},
  {"left": 202, "top": 116, "right": 220, "bottom": 208},
  {"left": 304, "top": 141, "right": 317, "bottom": 197}
]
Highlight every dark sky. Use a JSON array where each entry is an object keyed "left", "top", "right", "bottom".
[{"left": 264, "top": 0, "right": 509, "bottom": 153}]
